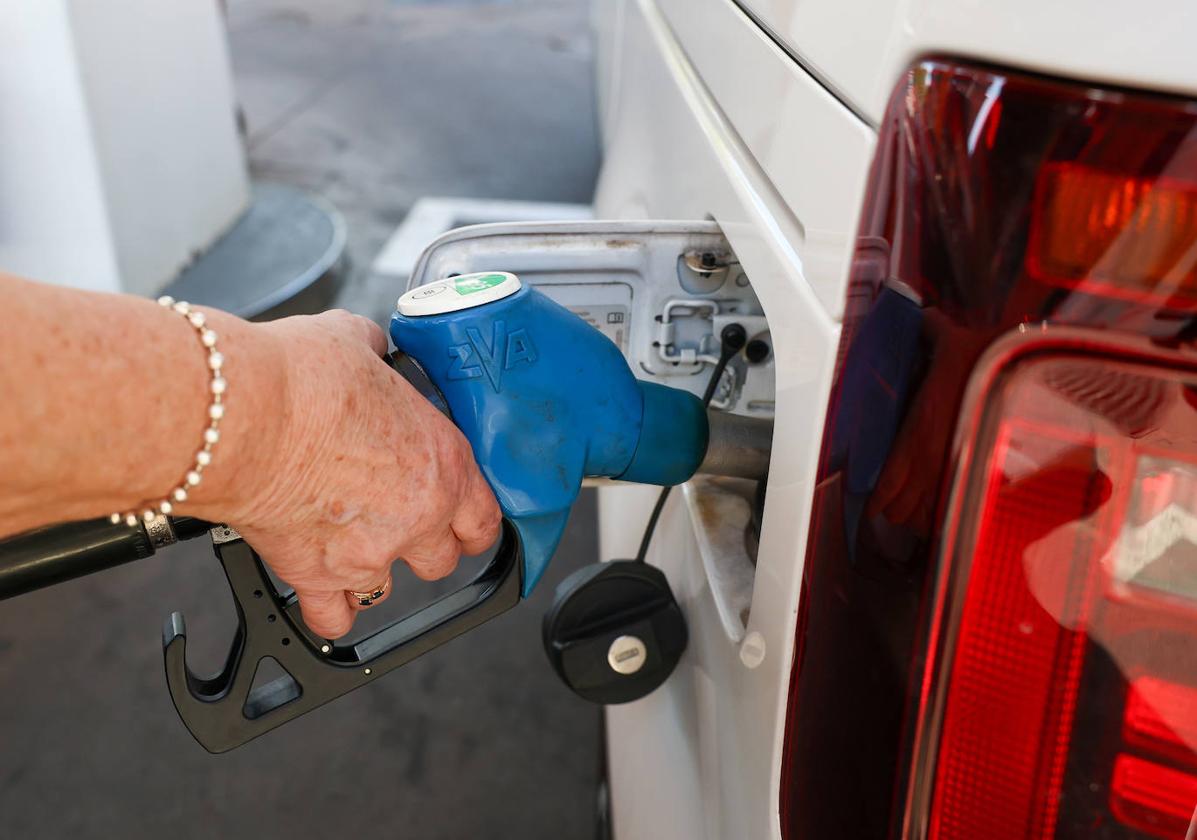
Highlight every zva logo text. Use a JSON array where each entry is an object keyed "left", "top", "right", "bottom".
[{"left": 446, "top": 320, "right": 537, "bottom": 392}]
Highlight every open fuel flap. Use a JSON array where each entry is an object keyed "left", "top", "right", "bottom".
[{"left": 407, "top": 220, "right": 773, "bottom": 643}]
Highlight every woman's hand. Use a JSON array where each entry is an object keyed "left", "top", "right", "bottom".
[
  {"left": 0, "top": 271, "right": 500, "bottom": 640},
  {"left": 191, "top": 310, "right": 502, "bottom": 639}
]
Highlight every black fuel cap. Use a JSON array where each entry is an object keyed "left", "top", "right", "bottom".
[{"left": 542, "top": 560, "right": 687, "bottom": 704}]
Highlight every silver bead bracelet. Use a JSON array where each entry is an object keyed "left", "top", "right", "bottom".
[{"left": 110, "top": 296, "right": 226, "bottom": 527}]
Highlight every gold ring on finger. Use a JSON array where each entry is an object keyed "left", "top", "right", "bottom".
[{"left": 347, "top": 576, "right": 391, "bottom": 608}]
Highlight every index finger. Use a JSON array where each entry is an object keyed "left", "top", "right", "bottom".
[{"left": 293, "top": 586, "right": 355, "bottom": 639}]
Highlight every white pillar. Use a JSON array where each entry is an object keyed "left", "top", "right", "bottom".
[{"left": 0, "top": 0, "right": 250, "bottom": 295}]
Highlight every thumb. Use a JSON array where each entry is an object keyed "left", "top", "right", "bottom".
[{"left": 293, "top": 587, "right": 354, "bottom": 639}]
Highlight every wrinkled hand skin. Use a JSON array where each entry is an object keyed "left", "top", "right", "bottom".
[{"left": 201, "top": 310, "right": 501, "bottom": 639}]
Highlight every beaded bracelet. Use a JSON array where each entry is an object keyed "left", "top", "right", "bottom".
[{"left": 110, "top": 296, "right": 226, "bottom": 527}]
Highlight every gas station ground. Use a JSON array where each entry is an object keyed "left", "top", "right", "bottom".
[{"left": 0, "top": 1, "right": 602, "bottom": 837}]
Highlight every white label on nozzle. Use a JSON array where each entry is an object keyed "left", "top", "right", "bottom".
[{"left": 397, "top": 271, "right": 521, "bottom": 316}]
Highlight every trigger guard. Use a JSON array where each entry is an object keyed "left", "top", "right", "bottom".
[{"left": 163, "top": 522, "right": 523, "bottom": 753}]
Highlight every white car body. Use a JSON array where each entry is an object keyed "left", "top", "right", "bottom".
[{"left": 589, "top": 2, "right": 1197, "bottom": 838}]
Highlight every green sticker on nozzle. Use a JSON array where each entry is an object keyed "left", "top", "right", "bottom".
[{"left": 455, "top": 273, "right": 508, "bottom": 296}]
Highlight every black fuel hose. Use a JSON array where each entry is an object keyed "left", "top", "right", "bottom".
[{"left": 0, "top": 516, "right": 211, "bottom": 600}]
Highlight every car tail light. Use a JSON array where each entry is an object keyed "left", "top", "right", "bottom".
[
  {"left": 780, "top": 59, "right": 1197, "bottom": 839},
  {"left": 925, "top": 351, "right": 1197, "bottom": 840}
]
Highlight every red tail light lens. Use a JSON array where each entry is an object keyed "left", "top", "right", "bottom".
[
  {"left": 1124, "top": 677, "right": 1197, "bottom": 765},
  {"left": 781, "top": 58, "right": 1197, "bottom": 839},
  {"left": 927, "top": 353, "right": 1197, "bottom": 840},
  {"left": 1111, "top": 754, "right": 1197, "bottom": 837}
]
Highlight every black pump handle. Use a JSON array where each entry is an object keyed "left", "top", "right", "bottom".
[{"left": 164, "top": 523, "right": 521, "bottom": 752}]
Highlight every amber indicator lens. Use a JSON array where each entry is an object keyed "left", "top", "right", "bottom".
[{"left": 1029, "top": 163, "right": 1197, "bottom": 307}]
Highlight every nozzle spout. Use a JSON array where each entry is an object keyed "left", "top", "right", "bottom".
[{"left": 699, "top": 411, "right": 772, "bottom": 481}]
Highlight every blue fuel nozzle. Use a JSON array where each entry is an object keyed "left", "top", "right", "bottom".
[{"left": 390, "top": 272, "right": 708, "bottom": 595}]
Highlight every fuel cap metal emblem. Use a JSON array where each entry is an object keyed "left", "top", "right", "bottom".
[{"left": 607, "top": 635, "right": 647, "bottom": 675}]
